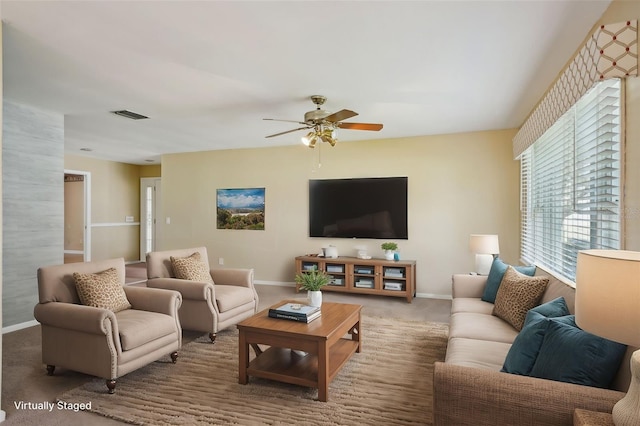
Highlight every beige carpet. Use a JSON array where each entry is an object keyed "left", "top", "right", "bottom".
[{"left": 57, "top": 316, "right": 448, "bottom": 425}]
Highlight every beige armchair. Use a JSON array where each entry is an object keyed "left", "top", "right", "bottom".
[
  {"left": 34, "top": 258, "right": 182, "bottom": 394},
  {"left": 146, "top": 247, "right": 259, "bottom": 342}
]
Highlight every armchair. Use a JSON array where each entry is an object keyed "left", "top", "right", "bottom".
[
  {"left": 34, "top": 258, "right": 182, "bottom": 394},
  {"left": 146, "top": 247, "right": 259, "bottom": 342}
]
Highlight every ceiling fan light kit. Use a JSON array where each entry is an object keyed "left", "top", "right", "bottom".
[{"left": 264, "top": 95, "right": 383, "bottom": 148}]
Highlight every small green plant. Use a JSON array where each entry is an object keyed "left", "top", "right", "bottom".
[
  {"left": 381, "top": 242, "right": 398, "bottom": 251},
  {"left": 295, "top": 268, "right": 331, "bottom": 291}
]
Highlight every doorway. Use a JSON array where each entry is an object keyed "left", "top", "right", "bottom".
[
  {"left": 64, "top": 170, "right": 91, "bottom": 263},
  {"left": 140, "top": 177, "right": 162, "bottom": 261}
]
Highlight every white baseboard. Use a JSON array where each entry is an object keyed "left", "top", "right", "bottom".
[
  {"left": 0, "top": 409, "right": 6, "bottom": 422},
  {"left": 415, "top": 292, "right": 452, "bottom": 300},
  {"left": 2, "top": 320, "right": 38, "bottom": 334}
]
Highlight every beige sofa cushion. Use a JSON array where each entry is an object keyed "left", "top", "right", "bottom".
[
  {"left": 73, "top": 267, "right": 131, "bottom": 313},
  {"left": 116, "top": 309, "right": 178, "bottom": 351},
  {"left": 445, "top": 337, "right": 513, "bottom": 370},
  {"left": 449, "top": 312, "right": 519, "bottom": 344},
  {"left": 215, "top": 285, "right": 257, "bottom": 312},
  {"left": 451, "top": 298, "right": 494, "bottom": 315},
  {"left": 170, "top": 252, "right": 214, "bottom": 283},
  {"left": 493, "top": 267, "right": 549, "bottom": 331}
]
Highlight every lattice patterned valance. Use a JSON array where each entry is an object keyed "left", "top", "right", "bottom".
[{"left": 513, "top": 20, "right": 638, "bottom": 158}]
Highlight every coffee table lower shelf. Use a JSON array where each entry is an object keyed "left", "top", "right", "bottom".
[{"left": 247, "top": 338, "right": 359, "bottom": 389}]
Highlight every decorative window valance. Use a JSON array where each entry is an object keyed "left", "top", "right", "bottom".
[{"left": 513, "top": 20, "right": 637, "bottom": 158}]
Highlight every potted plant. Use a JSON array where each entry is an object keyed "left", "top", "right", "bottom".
[
  {"left": 381, "top": 242, "right": 398, "bottom": 260},
  {"left": 295, "top": 268, "right": 331, "bottom": 307}
]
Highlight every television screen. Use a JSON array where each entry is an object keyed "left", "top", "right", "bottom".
[{"left": 309, "top": 177, "right": 408, "bottom": 239}]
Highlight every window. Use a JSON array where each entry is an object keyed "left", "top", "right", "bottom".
[{"left": 520, "top": 79, "right": 622, "bottom": 282}]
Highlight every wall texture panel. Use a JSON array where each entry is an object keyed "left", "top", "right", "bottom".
[{"left": 2, "top": 100, "right": 64, "bottom": 326}]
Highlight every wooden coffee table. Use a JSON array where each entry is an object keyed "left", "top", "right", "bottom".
[{"left": 237, "top": 300, "right": 362, "bottom": 402}]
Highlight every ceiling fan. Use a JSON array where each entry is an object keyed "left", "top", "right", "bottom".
[{"left": 263, "top": 95, "right": 383, "bottom": 148}]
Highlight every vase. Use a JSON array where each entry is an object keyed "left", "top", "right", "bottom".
[
  {"left": 384, "top": 250, "right": 395, "bottom": 261},
  {"left": 307, "top": 290, "right": 322, "bottom": 307}
]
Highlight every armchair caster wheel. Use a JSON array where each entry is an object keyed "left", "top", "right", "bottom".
[
  {"left": 46, "top": 365, "right": 55, "bottom": 376},
  {"left": 170, "top": 351, "right": 178, "bottom": 364},
  {"left": 106, "top": 379, "right": 116, "bottom": 394},
  {"left": 209, "top": 333, "right": 216, "bottom": 343}
]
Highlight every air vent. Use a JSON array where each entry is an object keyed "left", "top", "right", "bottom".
[{"left": 111, "top": 110, "right": 149, "bottom": 120}]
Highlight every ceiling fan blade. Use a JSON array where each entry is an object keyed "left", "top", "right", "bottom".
[
  {"left": 323, "top": 109, "right": 358, "bottom": 122},
  {"left": 337, "top": 122, "right": 384, "bottom": 131},
  {"left": 263, "top": 118, "right": 308, "bottom": 125},
  {"left": 265, "top": 126, "right": 310, "bottom": 138}
]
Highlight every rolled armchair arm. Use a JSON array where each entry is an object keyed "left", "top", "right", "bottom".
[
  {"left": 146, "top": 278, "right": 214, "bottom": 301},
  {"left": 34, "top": 302, "right": 115, "bottom": 335},
  {"left": 433, "top": 362, "right": 624, "bottom": 425},
  {"left": 124, "top": 286, "right": 182, "bottom": 316},
  {"left": 451, "top": 274, "right": 488, "bottom": 299},
  {"left": 210, "top": 268, "right": 254, "bottom": 288}
]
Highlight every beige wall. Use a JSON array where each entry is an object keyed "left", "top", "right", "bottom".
[
  {"left": 160, "top": 129, "right": 520, "bottom": 297},
  {"left": 65, "top": 155, "right": 142, "bottom": 261},
  {"left": 140, "top": 164, "right": 161, "bottom": 177},
  {"left": 1, "top": 18, "right": 5, "bottom": 419}
]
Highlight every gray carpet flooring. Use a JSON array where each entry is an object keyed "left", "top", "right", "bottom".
[{"left": 1, "top": 284, "right": 451, "bottom": 425}]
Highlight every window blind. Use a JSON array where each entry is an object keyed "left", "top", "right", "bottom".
[{"left": 520, "top": 78, "right": 622, "bottom": 282}]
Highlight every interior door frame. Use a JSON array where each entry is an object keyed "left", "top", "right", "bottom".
[
  {"left": 64, "top": 169, "right": 92, "bottom": 261},
  {"left": 140, "top": 177, "right": 162, "bottom": 261}
]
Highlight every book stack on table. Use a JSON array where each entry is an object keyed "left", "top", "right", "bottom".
[{"left": 268, "top": 302, "right": 322, "bottom": 323}]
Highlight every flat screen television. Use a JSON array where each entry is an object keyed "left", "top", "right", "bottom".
[{"left": 309, "top": 177, "right": 408, "bottom": 239}]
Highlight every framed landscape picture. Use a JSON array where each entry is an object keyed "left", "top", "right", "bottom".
[{"left": 216, "top": 188, "right": 265, "bottom": 230}]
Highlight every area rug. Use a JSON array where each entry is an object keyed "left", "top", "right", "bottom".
[{"left": 57, "top": 316, "right": 448, "bottom": 425}]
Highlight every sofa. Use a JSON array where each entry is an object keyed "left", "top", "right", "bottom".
[{"left": 433, "top": 267, "right": 636, "bottom": 425}]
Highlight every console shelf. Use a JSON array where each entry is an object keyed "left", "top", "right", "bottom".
[{"left": 295, "top": 256, "right": 416, "bottom": 303}]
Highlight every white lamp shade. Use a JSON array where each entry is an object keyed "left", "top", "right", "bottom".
[
  {"left": 576, "top": 250, "right": 640, "bottom": 347},
  {"left": 469, "top": 234, "right": 500, "bottom": 255}
]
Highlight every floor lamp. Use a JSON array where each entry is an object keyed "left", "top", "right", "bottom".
[
  {"left": 469, "top": 234, "right": 500, "bottom": 275},
  {"left": 576, "top": 250, "right": 640, "bottom": 426}
]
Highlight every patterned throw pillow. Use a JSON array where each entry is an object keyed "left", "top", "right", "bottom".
[
  {"left": 492, "top": 266, "right": 549, "bottom": 331},
  {"left": 170, "top": 252, "right": 213, "bottom": 283},
  {"left": 73, "top": 267, "right": 131, "bottom": 312},
  {"left": 481, "top": 258, "right": 537, "bottom": 303}
]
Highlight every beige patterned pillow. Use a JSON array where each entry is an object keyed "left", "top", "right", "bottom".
[
  {"left": 492, "top": 266, "right": 549, "bottom": 331},
  {"left": 73, "top": 267, "right": 131, "bottom": 312},
  {"left": 170, "top": 252, "right": 213, "bottom": 283}
]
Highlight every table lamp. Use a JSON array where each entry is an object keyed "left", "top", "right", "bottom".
[
  {"left": 576, "top": 250, "right": 640, "bottom": 426},
  {"left": 469, "top": 234, "right": 500, "bottom": 275}
]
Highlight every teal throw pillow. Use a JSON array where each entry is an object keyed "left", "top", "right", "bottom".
[
  {"left": 501, "top": 299, "right": 571, "bottom": 376},
  {"left": 529, "top": 317, "right": 627, "bottom": 389},
  {"left": 482, "top": 258, "right": 536, "bottom": 303},
  {"left": 529, "top": 296, "right": 570, "bottom": 318}
]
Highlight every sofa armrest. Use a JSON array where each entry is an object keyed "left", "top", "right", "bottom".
[
  {"left": 211, "top": 268, "right": 254, "bottom": 288},
  {"left": 146, "top": 277, "right": 214, "bottom": 301},
  {"left": 451, "top": 274, "right": 488, "bottom": 299},
  {"left": 34, "top": 302, "right": 115, "bottom": 335},
  {"left": 433, "top": 362, "right": 624, "bottom": 426},
  {"left": 123, "top": 286, "right": 182, "bottom": 316}
]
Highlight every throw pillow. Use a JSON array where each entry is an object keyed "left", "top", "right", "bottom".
[
  {"left": 170, "top": 252, "right": 213, "bottom": 283},
  {"left": 482, "top": 258, "right": 536, "bottom": 303},
  {"left": 529, "top": 296, "right": 570, "bottom": 318},
  {"left": 492, "top": 266, "right": 549, "bottom": 331},
  {"left": 73, "top": 267, "right": 131, "bottom": 313},
  {"left": 501, "top": 307, "right": 573, "bottom": 375},
  {"left": 529, "top": 317, "right": 627, "bottom": 389}
]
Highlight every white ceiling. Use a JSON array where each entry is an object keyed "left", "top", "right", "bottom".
[{"left": 1, "top": 0, "right": 611, "bottom": 165}]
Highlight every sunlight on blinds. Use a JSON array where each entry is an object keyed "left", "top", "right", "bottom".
[{"left": 520, "top": 79, "right": 622, "bottom": 282}]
